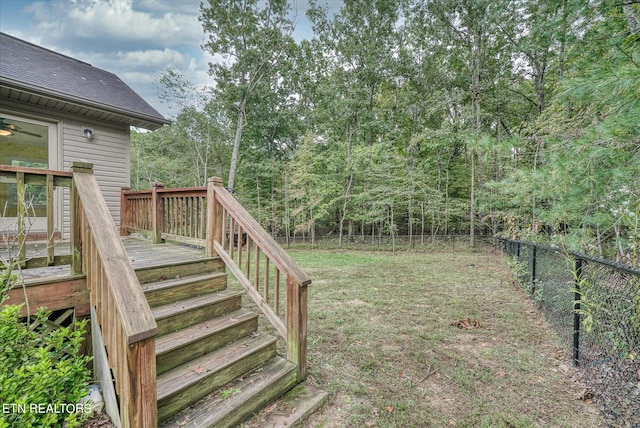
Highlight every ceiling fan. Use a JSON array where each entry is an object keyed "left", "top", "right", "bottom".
[{"left": 0, "top": 118, "right": 43, "bottom": 138}]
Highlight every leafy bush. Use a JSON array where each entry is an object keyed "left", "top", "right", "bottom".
[{"left": 0, "top": 264, "right": 93, "bottom": 428}]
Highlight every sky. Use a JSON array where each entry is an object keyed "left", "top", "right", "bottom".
[{"left": 0, "top": 0, "right": 342, "bottom": 119}]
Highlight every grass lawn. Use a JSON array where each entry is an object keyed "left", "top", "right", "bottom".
[{"left": 238, "top": 247, "right": 604, "bottom": 427}]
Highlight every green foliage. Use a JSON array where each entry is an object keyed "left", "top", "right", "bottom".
[
  {"left": 139, "top": 0, "right": 639, "bottom": 256},
  {"left": 131, "top": 100, "right": 231, "bottom": 189},
  {"left": 0, "top": 266, "right": 92, "bottom": 428},
  {"left": 574, "top": 270, "right": 640, "bottom": 361}
]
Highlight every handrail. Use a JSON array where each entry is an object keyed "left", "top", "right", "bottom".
[
  {"left": 210, "top": 185, "right": 311, "bottom": 286},
  {"left": 0, "top": 165, "right": 73, "bottom": 268},
  {"left": 206, "top": 177, "right": 311, "bottom": 380},
  {"left": 72, "top": 162, "right": 157, "bottom": 427},
  {"left": 0, "top": 164, "right": 73, "bottom": 177}
]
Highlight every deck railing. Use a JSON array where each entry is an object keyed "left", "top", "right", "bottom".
[
  {"left": 121, "top": 183, "right": 208, "bottom": 246},
  {"left": 0, "top": 165, "right": 73, "bottom": 268},
  {"left": 73, "top": 162, "right": 158, "bottom": 428},
  {"left": 120, "top": 178, "right": 311, "bottom": 379}
]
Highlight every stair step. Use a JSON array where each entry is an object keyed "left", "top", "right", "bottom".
[
  {"left": 254, "top": 384, "right": 328, "bottom": 427},
  {"left": 135, "top": 257, "right": 225, "bottom": 284},
  {"left": 143, "top": 272, "right": 228, "bottom": 307},
  {"left": 152, "top": 290, "right": 242, "bottom": 335},
  {"left": 156, "top": 309, "right": 259, "bottom": 375},
  {"left": 159, "top": 357, "right": 298, "bottom": 428},
  {"left": 157, "top": 334, "right": 278, "bottom": 422}
]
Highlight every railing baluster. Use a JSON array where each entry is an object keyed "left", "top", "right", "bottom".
[
  {"left": 221, "top": 209, "right": 228, "bottom": 252},
  {"left": 264, "top": 258, "right": 270, "bottom": 303},
  {"left": 173, "top": 197, "right": 178, "bottom": 235},
  {"left": 16, "top": 171, "right": 26, "bottom": 266},
  {"left": 189, "top": 196, "right": 194, "bottom": 238},
  {"left": 191, "top": 196, "right": 196, "bottom": 238},
  {"left": 200, "top": 196, "right": 206, "bottom": 239},
  {"left": 246, "top": 236, "right": 252, "bottom": 278},
  {"left": 237, "top": 225, "right": 243, "bottom": 271},
  {"left": 46, "top": 174, "right": 54, "bottom": 265},
  {"left": 184, "top": 196, "right": 188, "bottom": 236},
  {"left": 254, "top": 245, "right": 260, "bottom": 289},
  {"left": 180, "top": 196, "right": 185, "bottom": 236},
  {"left": 275, "top": 268, "right": 280, "bottom": 314},
  {"left": 185, "top": 197, "right": 190, "bottom": 237},
  {"left": 228, "top": 216, "right": 235, "bottom": 257}
]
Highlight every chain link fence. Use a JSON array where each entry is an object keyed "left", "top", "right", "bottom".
[
  {"left": 502, "top": 238, "right": 640, "bottom": 427},
  {"left": 276, "top": 234, "right": 498, "bottom": 252}
]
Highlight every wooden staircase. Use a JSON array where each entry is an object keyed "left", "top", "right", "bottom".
[
  {"left": 1, "top": 165, "right": 314, "bottom": 427},
  {"left": 136, "top": 256, "right": 298, "bottom": 427}
]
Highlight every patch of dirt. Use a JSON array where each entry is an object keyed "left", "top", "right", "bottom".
[
  {"left": 450, "top": 318, "right": 482, "bottom": 329},
  {"left": 82, "top": 413, "right": 115, "bottom": 428}
]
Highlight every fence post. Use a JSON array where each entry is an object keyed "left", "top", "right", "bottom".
[
  {"left": 573, "top": 256, "right": 583, "bottom": 367},
  {"left": 151, "top": 182, "right": 164, "bottom": 244},
  {"left": 529, "top": 244, "right": 537, "bottom": 295}
]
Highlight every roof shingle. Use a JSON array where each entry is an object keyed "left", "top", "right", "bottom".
[{"left": 0, "top": 32, "right": 169, "bottom": 129}]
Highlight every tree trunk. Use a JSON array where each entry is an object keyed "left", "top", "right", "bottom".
[
  {"left": 623, "top": 3, "right": 640, "bottom": 34},
  {"left": 339, "top": 125, "right": 355, "bottom": 247},
  {"left": 338, "top": 173, "right": 354, "bottom": 246},
  {"left": 470, "top": 149, "right": 476, "bottom": 247},
  {"left": 228, "top": 95, "right": 247, "bottom": 192}
]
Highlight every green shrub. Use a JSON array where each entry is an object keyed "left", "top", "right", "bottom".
[{"left": 0, "top": 264, "right": 93, "bottom": 428}]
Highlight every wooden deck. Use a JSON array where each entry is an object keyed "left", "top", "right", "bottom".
[{"left": 3, "top": 235, "right": 209, "bottom": 282}]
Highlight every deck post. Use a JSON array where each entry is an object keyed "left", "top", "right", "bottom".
[
  {"left": 206, "top": 177, "right": 224, "bottom": 257},
  {"left": 286, "top": 275, "right": 308, "bottom": 380},
  {"left": 120, "top": 186, "right": 131, "bottom": 236},
  {"left": 127, "top": 338, "right": 158, "bottom": 428},
  {"left": 70, "top": 162, "right": 93, "bottom": 275},
  {"left": 152, "top": 182, "right": 165, "bottom": 244}
]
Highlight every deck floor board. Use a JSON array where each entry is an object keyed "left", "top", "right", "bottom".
[{"left": 2, "top": 236, "right": 208, "bottom": 282}]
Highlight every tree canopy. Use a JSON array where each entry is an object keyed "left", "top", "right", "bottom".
[{"left": 133, "top": 0, "right": 640, "bottom": 265}]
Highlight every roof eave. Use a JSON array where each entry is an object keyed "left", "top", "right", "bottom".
[{"left": 1, "top": 78, "right": 171, "bottom": 130}]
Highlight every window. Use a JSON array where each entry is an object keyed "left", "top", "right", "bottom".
[{"left": 0, "top": 115, "right": 56, "bottom": 227}]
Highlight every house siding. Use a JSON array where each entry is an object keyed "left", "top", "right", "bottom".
[{"left": 62, "top": 119, "right": 130, "bottom": 236}]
